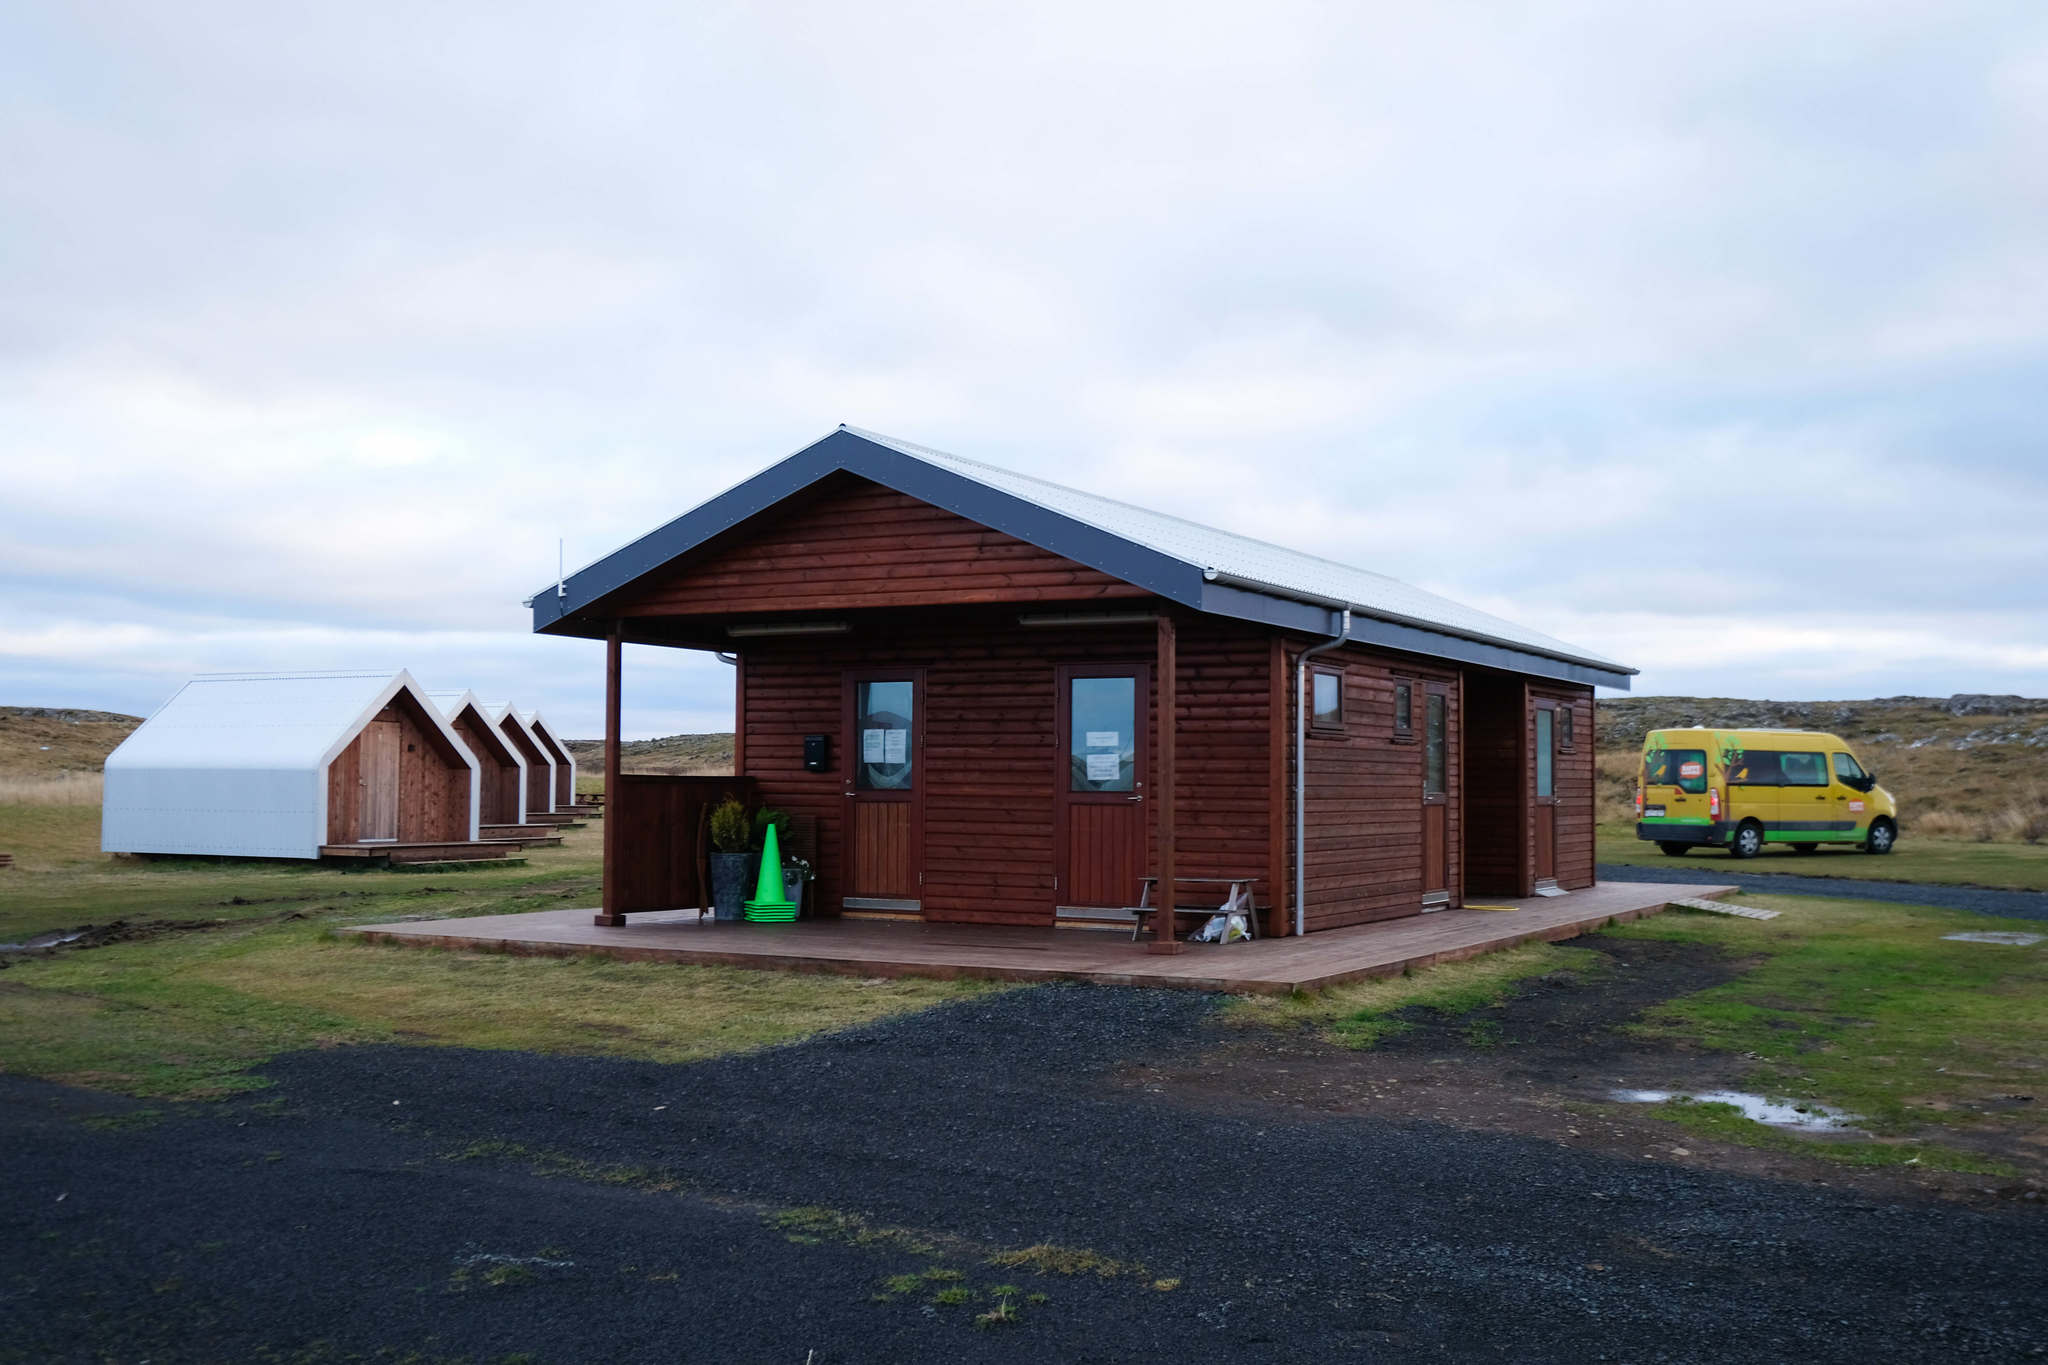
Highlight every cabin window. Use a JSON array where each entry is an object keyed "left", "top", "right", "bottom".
[
  {"left": 1536, "top": 708, "right": 1555, "bottom": 798},
  {"left": 1556, "top": 706, "right": 1574, "bottom": 751},
  {"left": 1068, "top": 675, "right": 1137, "bottom": 791},
  {"left": 854, "top": 679, "right": 916, "bottom": 790},
  {"left": 1393, "top": 681, "right": 1414, "bottom": 741},
  {"left": 1425, "top": 693, "right": 1446, "bottom": 795},
  {"left": 1310, "top": 668, "right": 1344, "bottom": 734}
]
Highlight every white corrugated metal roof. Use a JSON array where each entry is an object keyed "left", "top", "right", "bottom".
[
  {"left": 108, "top": 670, "right": 402, "bottom": 772},
  {"left": 843, "top": 426, "right": 1625, "bottom": 672}
]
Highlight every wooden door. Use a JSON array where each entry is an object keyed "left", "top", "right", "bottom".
[
  {"left": 359, "top": 718, "right": 400, "bottom": 841},
  {"left": 1422, "top": 684, "right": 1449, "bottom": 907},
  {"left": 1533, "top": 703, "right": 1558, "bottom": 883},
  {"left": 1054, "top": 664, "right": 1149, "bottom": 913},
  {"left": 843, "top": 670, "right": 923, "bottom": 910}
]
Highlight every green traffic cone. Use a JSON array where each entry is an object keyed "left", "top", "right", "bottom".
[{"left": 744, "top": 822, "right": 797, "bottom": 918}]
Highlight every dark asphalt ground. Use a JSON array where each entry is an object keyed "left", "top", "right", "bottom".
[
  {"left": 1597, "top": 861, "right": 2048, "bottom": 920},
  {"left": 6, "top": 985, "right": 2045, "bottom": 1364}
]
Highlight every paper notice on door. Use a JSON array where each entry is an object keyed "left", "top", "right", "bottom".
[
  {"left": 883, "top": 729, "right": 908, "bottom": 764},
  {"left": 862, "top": 728, "right": 886, "bottom": 763},
  {"left": 1085, "top": 731, "right": 1119, "bottom": 749},
  {"left": 1086, "top": 752, "right": 1122, "bottom": 782}
]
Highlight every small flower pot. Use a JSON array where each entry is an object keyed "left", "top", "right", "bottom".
[{"left": 782, "top": 868, "right": 806, "bottom": 917}]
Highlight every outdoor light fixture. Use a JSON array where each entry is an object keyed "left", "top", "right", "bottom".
[
  {"left": 725, "top": 621, "right": 853, "bottom": 638},
  {"left": 1016, "top": 611, "right": 1159, "bottom": 628}
]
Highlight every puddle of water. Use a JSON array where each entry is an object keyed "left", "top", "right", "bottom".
[
  {"left": 0, "top": 929, "right": 88, "bottom": 954},
  {"left": 1612, "top": 1088, "right": 1862, "bottom": 1132},
  {"left": 1943, "top": 931, "right": 2044, "bottom": 947}
]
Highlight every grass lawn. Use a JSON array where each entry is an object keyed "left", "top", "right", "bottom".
[
  {"left": 1596, "top": 820, "right": 2048, "bottom": 892},
  {"left": 0, "top": 805, "right": 986, "bottom": 1098}
]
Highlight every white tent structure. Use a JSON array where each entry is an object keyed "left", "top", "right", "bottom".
[
  {"left": 480, "top": 701, "right": 555, "bottom": 816},
  {"left": 519, "top": 707, "right": 579, "bottom": 810},
  {"left": 426, "top": 689, "right": 530, "bottom": 827},
  {"left": 103, "top": 670, "right": 481, "bottom": 860}
]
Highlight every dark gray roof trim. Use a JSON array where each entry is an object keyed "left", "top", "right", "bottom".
[{"left": 533, "top": 428, "right": 1634, "bottom": 691}]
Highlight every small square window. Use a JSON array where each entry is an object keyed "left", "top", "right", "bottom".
[
  {"left": 1393, "top": 681, "right": 1414, "bottom": 740},
  {"left": 1311, "top": 668, "right": 1343, "bottom": 732}
]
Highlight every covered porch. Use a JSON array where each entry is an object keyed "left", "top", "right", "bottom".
[{"left": 344, "top": 879, "right": 1721, "bottom": 995}]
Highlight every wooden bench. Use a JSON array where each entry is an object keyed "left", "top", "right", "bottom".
[{"left": 1130, "top": 876, "right": 1261, "bottom": 943}]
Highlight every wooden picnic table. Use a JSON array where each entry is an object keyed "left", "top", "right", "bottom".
[{"left": 1130, "top": 875, "right": 1261, "bottom": 942}]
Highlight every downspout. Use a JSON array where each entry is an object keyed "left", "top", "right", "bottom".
[{"left": 1294, "top": 607, "right": 1351, "bottom": 936}]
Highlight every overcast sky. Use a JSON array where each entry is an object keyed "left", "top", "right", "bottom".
[{"left": 4, "top": 2, "right": 2045, "bottom": 738}]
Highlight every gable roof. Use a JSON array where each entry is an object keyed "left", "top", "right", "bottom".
[
  {"left": 426, "top": 689, "right": 518, "bottom": 766},
  {"left": 108, "top": 669, "right": 464, "bottom": 773},
  {"left": 532, "top": 427, "right": 1634, "bottom": 689}
]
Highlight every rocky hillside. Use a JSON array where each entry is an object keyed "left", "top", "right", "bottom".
[
  {"left": 1596, "top": 695, "right": 2048, "bottom": 840},
  {"left": 0, "top": 707, "right": 143, "bottom": 779},
  {"left": 562, "top": 732, "right": 734, "bottom": 777}
]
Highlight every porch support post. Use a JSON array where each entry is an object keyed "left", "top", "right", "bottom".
[
  {"left": 595, "top": 624, "right": 625, "bottom": 926},
  {"left": 1149, "top": 612, "right": 1183, "bottom": 954}
]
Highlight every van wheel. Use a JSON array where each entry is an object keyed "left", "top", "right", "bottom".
[
  {"left": 1657, "top": 842, "right": 1691, "bottom": 857},
  {"left": 1865, "top": 819, "right": 1897, "bottom": 854},
  {"left": 1791, "top": 843, "right": 1818, "bottom": 854},
  {"left": 1730, "top": 821, "right": 1765, "bottom": 859}
]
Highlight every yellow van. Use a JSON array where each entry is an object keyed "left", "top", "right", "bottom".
[{"left": 1635, "top": 728, "right": 1898, "bottom": 859}]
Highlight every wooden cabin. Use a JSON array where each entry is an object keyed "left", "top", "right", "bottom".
[
  {"left": 428, "top": 689, "right": 527, "bottom": 826},
  {"left": 482, "top": 702, "right": 554, "bottom": 816},
  {"left": 520, "top": 709, "right": 579, "bottom": 809},
  {"left": 534, "top": 428, "right": 1634, "bottom": 938},
  {"left": 103, "top": 670, "right": 492, "bottom": 861}
]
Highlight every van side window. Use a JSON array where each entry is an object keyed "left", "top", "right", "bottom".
[
  {"left": 1645, "top": 748, "right": 1707, "bottom": 794},
  {"left": 1728, "top": 751, "right": 1783, "bottom": 785},
  {"left": 1832, "top": 752, "right": 1866, "bottom": 783},
  {"left": 1779, "top": 752, "right": 1829, "bottom": 786}
]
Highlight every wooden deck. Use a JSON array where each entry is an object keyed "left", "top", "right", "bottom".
[
  {"left": 320, "top": 841, "right": 524, "bottom": 866},
  {"left": 342, "top": 881, "right": 1729, "bottom": 994}
]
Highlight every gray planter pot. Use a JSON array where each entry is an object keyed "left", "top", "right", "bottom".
[
  {"left": 709, "top": 851, "right": 751, "bottom": 921},
  {"left": 783, "top": 869, "right": 806, "bottom": 917}
]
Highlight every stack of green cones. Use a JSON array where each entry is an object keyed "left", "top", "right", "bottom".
[{"left": 743, "top": 823, "right": 799, "bottom": 922}]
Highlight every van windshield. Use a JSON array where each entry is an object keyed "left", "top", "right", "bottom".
[{"left": 1645, "top": 748, "right": 1708, "bottom": 794}]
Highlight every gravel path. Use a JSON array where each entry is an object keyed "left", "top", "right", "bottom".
[
  {"left": 1598, "top": 862, "right": 2048, "bottom": 919},
  {"left": 7, "top": 985, "right": 2045, "bottom": 1363}
]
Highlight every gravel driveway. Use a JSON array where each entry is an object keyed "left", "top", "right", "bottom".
[
  {"left": 1597, "top": 862, "right": 2048, "bottom": 919},
  {"left": 7, "top": 983, "right": 2044, "bottom": 1363}
]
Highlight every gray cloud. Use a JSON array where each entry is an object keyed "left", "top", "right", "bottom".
[{"left": 4, "top": 1, "right": 2045, "bottom": 735}]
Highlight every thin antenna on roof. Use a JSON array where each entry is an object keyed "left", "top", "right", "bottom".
[{"left": 556, "top": 538, "right": 566, "bottom": 600}]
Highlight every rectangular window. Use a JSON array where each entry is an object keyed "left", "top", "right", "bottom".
[
  {"left": 1645, "top": 747, "right": 1708, "bottom": 794},
  {"left": 1068, "top": 675, "right": 1136, "bottom": 792},
  {"left": 1778, "top": 751, "right": 1829, "bottom": 787},
  {"left": 1557, "top": 705, "right": 1575, "bottom": 751},
  {"left": 1394, "top": 682, "right": 1413, "bottom": 739},
  {"left": 1832, "top": 751, "right": 1867, "bottom": 785},
  {"left": 1425, "top": 693, "right": 1446, "bottom": 795},
  {"left": 1727, "top": 750, "right": 1782, "bottom": 786},
  {"left": 854, "top": 679, "right": 916, "bottom": 791},
  {"left": 1311, "top": 668, "right": 1343, "bottom": 733},
  {"left": 1536, "top": 708, "right": 1555, "bottom": 798}
]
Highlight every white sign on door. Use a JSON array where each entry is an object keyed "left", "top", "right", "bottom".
[
  {"left": 1085, "top": 752, "right": 1122, "bottom": 782},
  {"left": 1085, "top": 731, "right": 1119, "bottom": 749},
  {"left": 862, "top": 728, "right": 886, "bottom": 762},
  {"left": 883, "top": 729, "right": 908, "bottom": 764}
]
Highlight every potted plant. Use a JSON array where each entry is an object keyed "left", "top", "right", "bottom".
[
  {"left": 781, "top": 856, "right": 813, "bottom": 916},
  {"left": 708, "top": 796, "right": 751, "bottom": 921}
]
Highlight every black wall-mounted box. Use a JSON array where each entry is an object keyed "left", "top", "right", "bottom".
[{"left": 803, "top": 734, "right": 831, "bottom": 773}]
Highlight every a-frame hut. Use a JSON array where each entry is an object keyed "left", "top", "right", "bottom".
[
  {"left": 102, "top": 670, "right": 484, "bottom": 860},
  {"left": 427, "top": 689, "right": 528, "bottom": 827},
  {"left": 482, "top": 701, "right": 554, "bottom": 816},
  {"left": 520, "top": 708, "right": 579, "bottom": 809}
]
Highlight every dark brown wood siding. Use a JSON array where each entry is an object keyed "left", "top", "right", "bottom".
[
  {"left": 738, "top": 609, "right": 1274, "bottom": 926},
  {"left": 1280, "top": 640, "right": 1462, "bottom": 931},
  {"left": 607, "top": 473, "right": 1152, "bottom": 620},
  {"left": 326, "top": 697, "right": 471, "bottom": 844},
  {"left": 451, "top": 710, "right": 521, "bottom": 825}
]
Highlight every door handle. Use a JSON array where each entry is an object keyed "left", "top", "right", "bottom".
[{"left": 1127, "top": 795, "right": 1143, "bottom": 802}]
